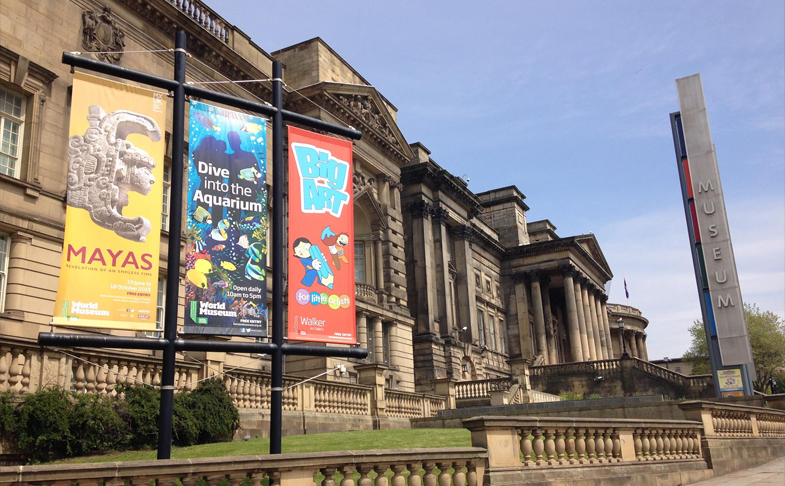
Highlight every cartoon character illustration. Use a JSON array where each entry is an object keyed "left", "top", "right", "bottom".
[
  {"left": 292, "top": 237, "right": 334, "bottom": 288},
  {"left": 321, "top": 226, "right": 350, "bottom": 270}
]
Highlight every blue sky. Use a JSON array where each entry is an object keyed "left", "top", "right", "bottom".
[{"left": 210, "top": 1, "right": 785, "bottom": 360}]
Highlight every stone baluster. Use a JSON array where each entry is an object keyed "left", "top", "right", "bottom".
[
  {"left": 597, "top": 428, "right": 609, "bottom": 462},
  {"left": 452, "top": 462, "right": 467, "bottom": 486},
  {"left": 604, "top": 428, "right": 614, "bottom": 462},
  {"left": 544, "top": 428, "right": 556, "bottom": 465},
  {"left": 586, "top": 428, "right": 596, "bottom": 463},
  {"left": 73, "top": 362, "right": 86, "bottom": 393},
  {"left": 662, "top": 429, "right": 672, "bottom": 459},
  {"left": 20, "top": 351, "right": 31, "bottom": 393},
  {"left": 85, "top": 362, "right": 97, "bottom": 393},
  {"left": 566, "top": 427, "right": 577, "bottom": 464},
  {"left": 519, "top": 427, "right": 533, "bottom": 466},
  {"left": 8, "top": 349, "right": 22, "bottom": 392},
  {"left": 555, "top": 428, "right": 567, "bottom": 465},
  {"left": 533, "top": 428, "right": 545, "bottom": 465},
  {"left": 634, "top": 429, "right": 644, "bottom": 461},
  {"left": 374, "top": 465, "right": 389, "bottom": 486},
  {"left": 656, "top": 429, "right": 665, "bottom": 460},
  {"left": 0, "top": 349, "right": 9, "bottom": 392},
  {"left": 674, "top": 429, "right": 683, "bottom": 458},
  {"left": 106, "top": 360, "right": 118, "bottom": 395},
  {"left": 321, "top": 467, "right": 337, "bottom": 486},
  {"left": 340, "top": 466, "right": 356, "bottom": 486},
  {"left": 612, "top": 430, "right": 621, "bottom": 462},
  {"left": 437, "top": 462, "right": 451, "bottom": 486},
  {"left": 357, "top": 466, "right": 373, "bottom": 486},
  {"left": 96, "top": 359, "right": 108, "bottom": 394},
  {"left": 576, "top": 427, "right": 588, "bottom": 464},
  {"left": 423, "top": 463, "right": 437, "bottom": 486}
]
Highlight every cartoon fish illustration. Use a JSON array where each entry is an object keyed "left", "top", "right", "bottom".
[
  {"left": 247, "top": 242, "right": 264, "bottom": 261},
  {"left": 220, "top": 261, "right": 237, "bottom": 271},
  {"left": 213, "top": 280, "right": 229, "bottom": 289},
  {"left": 240, "top": 122, "right": 264, "bottom": 134},
  {"left": 217, "top": 219, "right": 233, "bottom": 231},
  {"left": 187, "top": 269, "right": 208, "bottom": 289},
  {"left": 193, "top": 206, "right": 212, "bottom": 224},
  {"left": 245, "top": 260, "right": 266, "bottom": 281},
  {"left": 193, "top": 238, "right": 206, "bottom": 253},
  {"left": 211, "top": 228, "right": 228, "bottom": 241},
  {"left": 239, "top": 216, "right": 261, "bottom": 230},
  {"left": 238, "top": 166, "right": 262, "bottom": 182},
  {"left": 194, "top": 258, "right": 213, "bottom": 274},
  {"left": 237, "top": 234, "right": 250, "bottom": 249},
  {"left": 212, "top": 244, "right": 226, "bottom": 252},
  {"left": 194, "top": 111, "right": 220, "bottom": 132}
]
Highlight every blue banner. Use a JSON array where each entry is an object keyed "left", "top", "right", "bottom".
[{"left": 184, "top": 101, "right": 268, "bottom": 336}]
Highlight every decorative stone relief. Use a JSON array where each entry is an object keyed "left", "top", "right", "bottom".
[
  {"left": 338, "top": 94, "right": 401, "bottom": 149},
  {"left": 82, "top": 7, "right": 126, "bottom": 64},
  {"left": 408, "top": 200, "right": 432, "bottom": 219},
  {"left": 353, "top": 171, "right": 375, "bottom": 195},
  {"left": 67, "top": 106, "right": 162, "bottom": 242}
]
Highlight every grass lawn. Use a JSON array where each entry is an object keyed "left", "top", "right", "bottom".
[{"left": 58, "top": 428, "right": 471, "bottom": 464}]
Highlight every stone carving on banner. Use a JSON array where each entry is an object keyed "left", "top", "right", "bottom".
[
  {"left": 82, "top": 7, "right": 126, "bottom": 64},
  {"left": 338, "top": 95, "right": 401, "bottom": 149},
  {"left": 67, "top": 106, "right": 162, "bottom": 242}
]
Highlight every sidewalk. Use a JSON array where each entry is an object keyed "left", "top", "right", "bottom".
[{"left": 689, "top": 458, "right": 785, "bottom": 485}]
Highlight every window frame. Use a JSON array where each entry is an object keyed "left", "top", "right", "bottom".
[
  {"left": 0, "top": 87, "right": 25, "bottom": 179},
  {"left": 0, "top": 233, "right": 9, "bottom": 313},
  {"left": 354, "top": 241, "right": 366, "bottom": 284},
  {"left": 477, "top": 308, "right": 486, "bottom": 347},
  {"left": 161, "top": 163, "right": 171, "bottom": 231},
  {"left": 144, "top": 275, "right": 166, "bottom": 338}
]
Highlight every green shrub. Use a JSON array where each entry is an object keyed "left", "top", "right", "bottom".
[
  {"left": 13, "top": 387, "right": 74, "bottom": 461},
  {"left": 118, "top": 385, "right": 160, "bottom": 449},
  {"left": 0, "top": 391, "right": 14, "bottom": 435},
  {"left": 189, "top": 378, "right": 240, "bottom": 442},
  {"left": 173, "top": 392, "right": 199, "bottom": 447},
  {"left": 70, "top": 393, "right": 128, "bottom": 455},
  {"left": 587, "top": 393, "right": 602, "bottom": 400},
  {"left": 558, "top": 391, "right": 584, "bottom": 401}
]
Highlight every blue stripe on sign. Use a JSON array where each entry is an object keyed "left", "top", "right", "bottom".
[{"left": 704, "top": 292, "right": 717, "bottom": 336}]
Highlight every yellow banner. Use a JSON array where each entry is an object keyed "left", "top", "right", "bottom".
[{"left": 53, "top": 72, "right": 167, "bottom": 331}]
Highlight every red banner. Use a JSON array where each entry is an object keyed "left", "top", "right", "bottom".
[{"left": 287, "top": 127, "right": 355, "bottom": 344}]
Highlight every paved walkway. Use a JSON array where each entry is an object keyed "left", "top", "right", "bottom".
[{"left": 689, "top": 458, "right": 785, "bottom": 485}]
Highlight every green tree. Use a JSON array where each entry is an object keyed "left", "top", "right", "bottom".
[{"left": 683, "top": 303, "right": 785, "bottom": 392}]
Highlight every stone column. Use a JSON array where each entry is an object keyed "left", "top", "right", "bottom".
[
  {"left": 628, "top": 331, "right": 639, "bottom": 358},
  {"left": 3, "top": 232, "right": 34, "bottom": 315},
  {"left": 408, "top": 201, "right": 437, "bottom": 334},
  {"left": 513, "top": 274, "right": 534, "bottom": 360},
  {"left": 541, "top": 275, "right": 558, "bottom": 364},
  {"left": 618, "top": 326, "right": 625, "bottom": 357},
  {"left": 560, "top": 265, "right": 583, "bottom": 362},
  {"left": 636, "top": 333, "right": 647, "bottom": 362},
  {"left": 641, "top": 334, "right": 649, "bottom": 361},
  {"left": 573, "top": 279, "right": 591, "bottom": 361},
  {"left": 599, "top": 297, "right": 614, "bottom": 360},
  {"left": 432, "top": 207, "right": 453, "bottom": 336},
  {"left": 374, "top": 236, "right": 385, "bottom": 304},
  {"left": 357, "top": 312, "right": 368, "bottom": 351},
  {"left": 592, "top": 291, "right": 608, "bottom": 360},
  {"left": 453, "top": 225, "right": 478, "bottom": 344},
  {"left": 373, "top": 316, "right": 384, "bottom": 364},
  {"left": 587, "top": 288, "right": 604, "bottom": 360},
  {"left": 528, "top": 271, "right": 548, "bottom": 364},
  {"left": 580, "top": 281, "right": 597, "bottom": 361}
]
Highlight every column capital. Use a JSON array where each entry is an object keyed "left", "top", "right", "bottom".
[
  {"left": 540, "top": 274, "right": 551, "bottom": 286},
  {"left": 599, "top": 294, "right": 609, "bottom": 304},
  {"left": 578, "top": 275, "right": 590, "bottom": 286},
  {"left": 559, "top": 263, "right": 576, "bottom": 278},
  {"left": 524, "top": 269, "right": 540, "bottom": 283},
  {"left": 10, "top": 231, "right": 34, "bottom": 244},
  {"left": 431, "top": 206, "right": 449, "bottom": 225},
  {"left": 408, "top": 200, "right": 432, "bottom": 219},
  {"left": 450, "top": 224, "right": 474, "bottom": 244}
]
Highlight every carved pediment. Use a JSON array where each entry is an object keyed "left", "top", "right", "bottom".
[
  {"left": 336, "top": 94, "right": 401, "bottom": 150},
  {"left": 576, "top": 235, "right": 613, "bottom": 279}
]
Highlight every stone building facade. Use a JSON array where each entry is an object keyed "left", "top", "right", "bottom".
[{"left": 0, "top": 0, "right": 651, "bottom": 405}]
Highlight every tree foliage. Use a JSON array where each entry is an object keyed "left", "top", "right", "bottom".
[{"left": 684, "top": 303, "right": 785, "bottom": 392}]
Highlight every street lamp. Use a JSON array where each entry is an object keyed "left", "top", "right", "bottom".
[
  {"left": 663, "top": 356, "right": 670, "bottom": 370},
  {"left": 617, "top": 318, "right": 629, "bottom": 358}
]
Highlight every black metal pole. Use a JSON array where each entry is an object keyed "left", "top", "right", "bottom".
[
  {"left": 270, "top": 60, "right": 284, "bottom": 454},
  {"left": 157, "top": 30, "right": 187, "bottom": 460}
]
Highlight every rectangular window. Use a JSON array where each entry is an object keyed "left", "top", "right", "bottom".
[
  {"left": 354, "top": 242, "right": 365, "bottom": 283},
  {"left": 499, "top": 318, "right": 507, "bottom": 354},
  {"left": 675, "top": 366, "right": 681, "bottom": 373},
  {"left": 145, "top": 276, "right": 166, "bottom": 338},
  {"left": 0, "top": 88, "right": 24, "bottom": 178},
  {"left": 0, "top": 234, "right": 8, "bottom": 313},
  {"left": 488, "top": 315, "right": 497, "bottom": 351},
  {"left": 161, "top": 164, "right": 171, "bottom": 230},
  {"left": 477, "top": 309, "right": 486, "bottom": 347}
]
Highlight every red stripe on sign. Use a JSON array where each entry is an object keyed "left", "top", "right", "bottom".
[
  {"left": 689, "top": 201, "right": 701, "bottom": 243},
  {"left": 683, "top": 158, "right": 694, "bottom": 199}
]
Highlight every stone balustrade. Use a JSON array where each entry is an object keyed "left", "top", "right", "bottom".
[
  {"left": 679, "top": 400, "right": 785, "bottom": 438},
  {"left": 463, "top": 416, "right": 703, "bottom": 470},
  {"left": 314, "top": 381, "right": 372, "bottom": 415},
  {"left": 386, "top": 389, "right": 446, "bottom": 419},
  {"left": 355, "top": 282, "right": 378, "bottom": 304},
  {"left": 529, "top": 358, "right": 620, "bottom": 377},
  {"left": 455, "top": 378, "right": 512, "bottom": 400},
  {"left": 0, "top": 448, "right": 487, "bottom": 486},
  {"left": 166, "top": 0, "right": 231, "bottom": 43}
]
